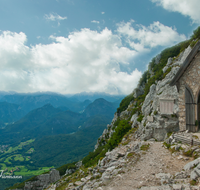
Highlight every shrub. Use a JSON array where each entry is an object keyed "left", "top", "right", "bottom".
[
  {"left": 57, "top": 162, "right": 77, "bottom": 176},
  {"left": 163, "top": 67, "right": 172, "bottom": 78},
  {"left": 163, "top": 142, "right": 171, "bottom": 149},
  {"left": 190, "top": 180, "right": 197, "bottom": 186},
  {"left": 191, "top": 26, "right": 200, "bottom": 40},
  {"left": 107, "top": 120, "right": 131, "bottom": 150},
  {"left": 82, "top": 146, "right": 107, "bottom": 167},
  {"left": 117, "top": 94, "right": 134, "bottom": 113},
  {"left": 140, "top": 144, "right": 150, "bottom": 151},
  {"left": 183, "top": 149, "right": 193, "bottom": 157},
  {"left": 171, "top": 114, "right": 177, "bottom": 118},
  {"left": 137, "top": 114, "right": 144, "bottom": 122}
]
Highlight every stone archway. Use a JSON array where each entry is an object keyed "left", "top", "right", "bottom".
[{"left": 185, "top": 86, "right": 195, "bottom": 132}]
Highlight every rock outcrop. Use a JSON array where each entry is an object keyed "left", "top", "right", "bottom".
[
  {"left": 24, "top": 169, "right": 60, "bottom": 190},
  {"left": 133, "top": 46, "right": 192, "bottom": 142}
]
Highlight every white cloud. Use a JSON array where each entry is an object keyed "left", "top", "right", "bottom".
[
  {"left": 44, "top": 13, "right": 67, "bottom": 22},
  {"left": 151, "top": 0, "right": 200, "bottom": 24},
  {"left": 0, "top": 21, "right": 186, "bottom": 95},
  {"left": 91, "top": 20, "right": 100, "bottom": 24},
  {"left": 101, "top": 12, "right": 105, "bottom": 14},
  {"left": 117, "top": 21, "right": 186, "bottom": 51},
  {"left": 0, "top": 29, "right": 141, "bottom": 95}
]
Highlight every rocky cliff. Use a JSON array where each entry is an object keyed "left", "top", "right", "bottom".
[{"left": 95, "top": 45, "right": 192, "bottom": 149}]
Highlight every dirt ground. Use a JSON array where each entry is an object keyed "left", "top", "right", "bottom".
[{"left": 102, "top": 142, "right": 193, "bottom": 190}]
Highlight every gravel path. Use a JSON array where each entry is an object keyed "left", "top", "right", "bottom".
[{"left": 102, "top": 142, "right": 192, "bottom": 190}]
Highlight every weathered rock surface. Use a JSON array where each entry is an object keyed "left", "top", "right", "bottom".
[{"left": 24, "top": 169, "right": 60, "bottom": 190}]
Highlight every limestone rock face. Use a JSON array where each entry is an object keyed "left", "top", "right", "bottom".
[
  {"left": 136, "top": 46, "right": 193, "bottom": 141},
  {"left": 24, "top": 169, "right": 60, "bottom": 190},
  {"left": 133, "top": 85, "right": 145, "bottom": 98},
  {"left": 142, "top": 84, "right": 156, "bottom": 117},
  {"left": 94, "top": 45, "right": 192, "bottom": 152}
]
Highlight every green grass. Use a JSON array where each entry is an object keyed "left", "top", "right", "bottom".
[
  {"left": 13, "top": 166, "right": 53, "bottom": 176},
  {"left": 4, "top": 156, "right": 13, "bottom": 164},
  {"left": 26, "top": 148, "right": 35, "bottom": 154},
  {"left": 14, "top": 155, "right": 24, "bottom": 162},
  {"left": 4, "top": 139, "right": 35, "bottom": 154}
]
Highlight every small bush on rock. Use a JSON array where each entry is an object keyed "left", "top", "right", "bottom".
[{"left": 140, "top": 144, "right": 150, "bottom": 151}]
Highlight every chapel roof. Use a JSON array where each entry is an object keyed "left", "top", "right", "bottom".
[{"left": 170, "top": 40, "right": 200, "bottom": 86}]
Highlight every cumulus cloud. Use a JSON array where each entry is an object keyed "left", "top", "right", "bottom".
[
  {"left": 0, "top": 21, "right": 186, "bottom": 95},
  {"left": 0, "top": 29, "right": 141, "bottom": 95},
  {"left": 91, "top": 20, "right": 100, "bottom": 24},
  {"left": 101, "top": 12, "right": 105, "bottom": 14},
  {"left": 44, "top": 13, "right": 67, "bottom": 21},
  {"left": 117, "top": 21, "right": 186, "bottom": 51},
  {"left": 151, "top": 0, "right": 200, "bottom": 24}
]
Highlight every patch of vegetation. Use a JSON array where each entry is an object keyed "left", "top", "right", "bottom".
[
  {"left": 163, "top": 142, "right": 171, "bottom": 149},
  {"left": 154, "top": 110, "right": 158, "bottom": 115},
  {"left": 193, "top": 152, "right": 199, "bottom": 160},
  {"left": 171, "top": 114, "right": 177, "bottom": 118},
  {"left": 183, "top": 149, "right": 193, "bottom": 157},
  {"left": 193, "top": 135, "right": 199, "bottom": 139},
  {"left": 191, "top": 26, "right": 200, "bottom": 41},
  {"left": 190, "top": 179, "right": 197, "bottom": 186},
  {"left": 117, "top": 94, "right": 134, "bottom": 114},
  {"left": 140, "top": 144, "right": 150, "bottom": 151},
  {"left": 190, "top": 39, "right": 198, "bottom": 48},
  {"left": 127, "top": 152, "right": 136, "bottom": 158},
  {"left": 167, "top": 132, "right": 173, "bottom": 138},
  {"left": 82, "top": 119, "right": 132, "bottom": 167},
  {"left": 163, "top": 67, "right": 172, "bottom": 78},
  {"left": 56, "top": 162, "right": 77, "bottom": 176},
  {"left": 107, "top": 120, "right": 131, "bottom": 150},
  {"left": 137, "top": 114, "right": 144, "bottom": 122},
  {"left": 82, "top": 146, "right": 107, "bottom": 168}
]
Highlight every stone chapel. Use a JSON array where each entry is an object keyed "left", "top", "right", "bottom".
[{"left": 170, "top": 40, "right": 200, "bottom": 132}]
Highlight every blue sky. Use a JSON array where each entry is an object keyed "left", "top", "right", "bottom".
[{"left": 0, "top": 0, "right": 199, "bottom": 95}]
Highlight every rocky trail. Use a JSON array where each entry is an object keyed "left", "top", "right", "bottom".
[{"left": 102, "top": 141, "right": 192, "bottom": 190}]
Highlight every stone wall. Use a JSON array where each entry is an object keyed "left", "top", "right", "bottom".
[{"left": 177, "top": 51, "right": 200, "bottom": 131}]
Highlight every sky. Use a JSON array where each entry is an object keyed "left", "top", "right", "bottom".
[{"left": 0, "top": 0, "right": 199, "bottom": 95}]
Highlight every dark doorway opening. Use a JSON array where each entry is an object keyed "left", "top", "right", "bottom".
[{"left": 185, "top": 87, "right": 195, "bottom": 132}]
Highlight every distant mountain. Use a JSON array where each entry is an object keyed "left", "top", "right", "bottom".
[
  {"left": 70, "top": 92, "right": 125, "bottom": 102},
  {"left": 1, "top": 104, "right": 84, "bottom": 144},
  {"left": 0, "top": 91, "right": 16, "bottom": 99},
  {"left": 0, "top": 102, "right": 26, "bottom": 125},
  {"left": 0, "top": 94, "right": 76, "bottom": 113},
  {"left": 0, "top": 92, "right": 123, "bottom": 114},
  {"left": 0, "top": 93, "right": 93, "bottom": 114},
  {"left": 30, "top": 114, "right": 111, "bottom": 167},
  {"left": 0, "top": 98, "right": 118, "bottom": 145},
  {"left": 83, "top": 98, "right": 117, "bottom": 118},
  {"left": 0, "top": 97, "right": 117, "bottom": 182}
]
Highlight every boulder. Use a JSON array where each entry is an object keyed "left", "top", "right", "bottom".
[
  {"left": 184, "top": 158, "right": 200, "bottom": 171},
  {"left": 24, "top": 169, "right": 60, "bottom": 190}
]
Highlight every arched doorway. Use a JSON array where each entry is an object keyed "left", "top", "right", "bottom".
[
  {"left": 185, "top": 87, "right": 195, "bottom": 132},
  {"left": 197, "top": 91, "right": 200, "bottom": 132}
]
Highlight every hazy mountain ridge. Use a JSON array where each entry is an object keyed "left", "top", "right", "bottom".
[
  {"left": 0, "top": 102, "right": 26, "bottom": 126},
  {"left": 0, "top": 97, "right": 119, "bottom": 190}
]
